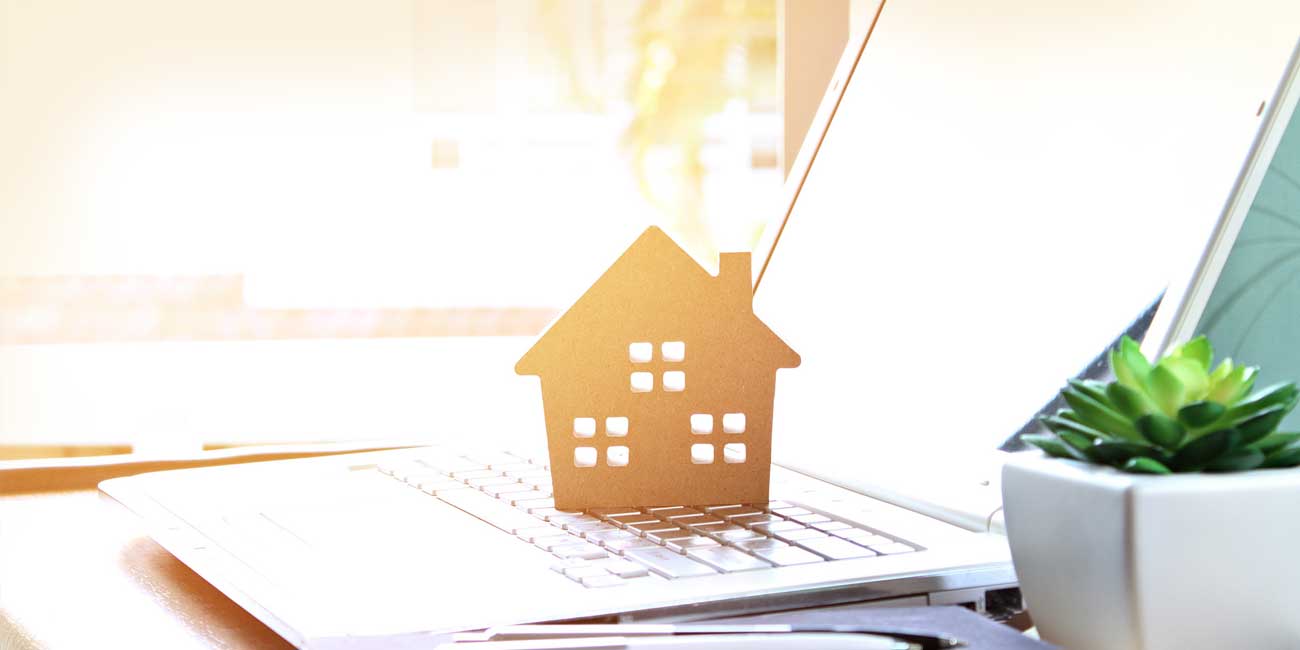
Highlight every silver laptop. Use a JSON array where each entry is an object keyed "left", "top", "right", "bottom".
[{"left": 100, "top": 2, "right": 1300, "bottom": 648}]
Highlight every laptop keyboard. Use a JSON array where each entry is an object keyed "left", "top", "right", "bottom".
[{"left": 378, "top": 450, "right": 920, "bottom": 588}]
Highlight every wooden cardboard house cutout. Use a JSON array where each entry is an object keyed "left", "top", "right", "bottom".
[{"left": 516, "top": 227, "right": 799, "bottom": 509}]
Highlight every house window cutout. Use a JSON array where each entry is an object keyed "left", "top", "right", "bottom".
[
  {"left": 663, "top": 371, "right": 685, "bottom": 392},
  {"left": 723, "top": 443, "right": 746, "bottom": 464},
  {"left": 690, "top": 414, "right": 714, "bottom": 434},
  {"left": 574, "top": 447, "right": 597, "bottom": 467},
  {"left": 722, "top": 413, "right": 746, "bottom": 434},
  {"left": 630, "top": 372, "right": 654, "bottom": 393},
  {"left": 662, "top": 341, "right": 686, "bottom": 362},
  {"left": 691, "top": 443, "right": 714, "bottom": 464},
  {"left": 606, "top": 416, "right": 629, "bottom": 437},
  {"left": 607, "top": 446, "right": 630, "bottom": 467},
  {"left": 574, "top": 417, "right": 597, "bottom": 438},
  {"left": 629, "top": 342, "right": 653, "bottom": 363}
]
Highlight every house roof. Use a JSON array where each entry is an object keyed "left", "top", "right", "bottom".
[{"left": 515, "top": 226, "right": 799, "bottom": 376}]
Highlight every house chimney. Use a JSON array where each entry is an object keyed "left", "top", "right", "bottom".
[{"left": 718, "top": 252, "right": 753, "bottom": 311}]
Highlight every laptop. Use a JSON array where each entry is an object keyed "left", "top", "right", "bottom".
[{"left": 99, "top": 2, "right": 1300, "bottom": 648}]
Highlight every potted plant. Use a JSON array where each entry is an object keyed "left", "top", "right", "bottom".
[{"left": 1002, "top": 335, "right": 1300, "bottom": 650}]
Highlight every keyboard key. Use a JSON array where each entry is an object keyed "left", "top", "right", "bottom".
[
  {"left": 558, "top": 565, "right": 608, "bottom": 579},
  {"left": 492, "top": 462, "right": 536, "bottom": 474},
  {"left": 549, "top": 558, "right": 592, "bottom": 573},
  {"left": 568, "top": 522, "right": 619, "bottom": 535},
  {"left": 584, "top": 529, "right": 639, "bottom": 545},
  {"left": 686, "top": 546, "right": 773, "bottom": 572},
  {"left": 795, "top": 537, "right": 878, "bottom": 560},
  {"left": 869, "top": 542, "right": 918, "bottom": 555},
  {"left": 467, "top": 476, "right": 516, "bottom": 488},
  {"left": 711, "top": 527, "right": 765, "bottom": 544},
  {"left": 730, "top": 514, "right": 784, "bottom": 527},
  {"left": 516, "top": 527, "right": 561, "bottom": 543},
  {"left": 625, "top": 548, "right": 718, "bottom": 579},
  {"left": 755, "top": 500, "right": 795, "bottom": 511},
  {"left": 552, "top": 543, "right": 609, "bottom": 560},
  {"left": 532, "top": 507, "right": 585, "bottom": 521},
  {"left": 645, "top": 528, "right": 695, "bottom": 545},
  {"left": 580, "top": 574, "right": 626, "bottom": 588},
  {"left": 483, "top": 483, "right": 537, "bottom": 497},
  {"left": 505, "top": 467, "right": 549, "bottom": 478},
  {"left": 650, "top": 507, "right": 702, "bottom": 520},
  {"left": 665, "top": 536, "right": 720, "bottom": 554},
  {"left": 811, "top": 521, "right": 853, "bottom": 533},
  {"left": 789, "top": 513, "right": 832, "bottom": 525},
  {"left": 735, "top": 538, "right": 788, "bottom": 553},
  {"left": 590, "top": 507, "right": 643, "bottom": 518},
  {"left": 602, "top": 537, "right": 660, "bottom": 555},
  {"left": 438, "top": 488, "right": 546, "bottom": 534},
  {"left": 514, "top": 497, "right": 557, "bottom": 511},
  {"left": 625, "top": 521, "right": 684, "bottom": 537},
  {"left": 508, "top": 491, "right": 552, "bottom": 505},
  {"left": 608, "top": 513, "right": 661, "bottom": 525},
  {"left": 534, "top": 535, "right": 580, "bottom": 552},
  {"left": 749, "top": 520, "right": 804, "bottom": 535},
  {"left": 719, "top": 507, "right": 764, "bottom": 520},
  {"left": 418, "top": 480, "right": 470, "bottom": 495},
  {"left": 594, "top": 558, "right": 650, "bottom": 579},
  {"left": 450, "top": 469, "right": 498, "bottom": 480},
  {"left": 773, "top": 528, "right": 829, "bottom": 543},
  {"left": 552, "top": 513, "right": 600, "bottom": 525},
  {"left": 773, "top": 507, "right": 814, "bottom": 517},
  {"left": 835, "top": 532, "right": 892, "bottom": 547},
  {"left": 753, "top": 546, "right": 825, "bottom": 566},
  {"left": 702, "top": 504, "right": 746, "bottom": 514}
]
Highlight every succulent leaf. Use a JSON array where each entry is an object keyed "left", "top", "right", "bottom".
[
  {"left": 1069, "top": 378, "right": 1111, "bottom": 406},
  {"left": 1147, "top": 364, "right": 1185, "bottom": 417},
  {"left": 1085, "top": 442, "right": 1150, "bottom": 466},
  {"left": 1204, "top": 448, "right": 1266, "bottom": 472},
  {"left": 1110, "top": 336, "right": 1151, "bottom": 390},
  {"left": 1136, "top": 413, "right": 1186, "bottom": 449},
  {"left": 1225, "top": 383, "right": 1299, "bottom": 421},
  {"left": 1206, "top": 362, "right": 1244, "bottom": 404},
  {"left": 1176, "top": 400, "right": 1225, "bottom": 430},
  {"left": 1062, "top": 388, "right": 1141, "bottom": 442},
  {"left": 1040, "top": 414, "right": 1107, "bottom": 441},
  {"left": 1122, "top": 457, "right": 1172, "bottom": 474},
  {"left": 1233, "top": 404, "right": 1290, "bottom": 446},
  {"left": 1170, "top": 336, "right": 1213, "bottom": 371},
  {"left": 1024, "top": 434, "right": 1086, "bottom": 461},
  {"left": 1262, "top": 441, "right": 1300, "bottom": 468},
  {"left": 1106, "top": 382, "right": 1156, "bottom": 419},
  {"left": 1158, "top": 356, "right": 1211, "bottom": 403},
  {"left": 1251, "top": 432, "right": 1300, "bottom": 455},
  {"left": 1171, "top": 429, "right": 1239, "bottom": 471}
]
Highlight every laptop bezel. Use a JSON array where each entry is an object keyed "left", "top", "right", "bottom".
[{"left": 1141, "top": 41, "right": 1300, "bottom": 358}]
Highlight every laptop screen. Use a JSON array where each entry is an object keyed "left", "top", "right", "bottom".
[
  {"left": 754, "top": 0, "right": 1300, "bottom": 482},
  {"left": 1193, "top": 77, "right": 1300, "bottom": 431}
]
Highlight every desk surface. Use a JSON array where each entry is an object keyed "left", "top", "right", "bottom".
[{"left": 0, "top": 488, "right": 293, "bottom": 650}]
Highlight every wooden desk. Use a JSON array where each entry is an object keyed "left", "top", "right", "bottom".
[{"left": 0, "top": 443, "right": 408, "bottom": 649}]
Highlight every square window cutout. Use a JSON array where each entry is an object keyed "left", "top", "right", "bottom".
[
  {"left": 691, "top": 443, "right": 714, "bottom": 464},
  {"left": 629, "top": 342, "right": 653, "bottom": 363},
  {"left": 663, "top": 371, "right": 685, "bottom": 392},
  {"left": 606, "top": 416, "right": 629, "bottom": 437},
  {"left": 722, "top": 413, "right": 746, "bottom": 434},
  {"left": 690, "top": 414, "right": 713, "bottom": 434},
  {"left": 723, "top": 443, "right": 746, "bottom": 464},
  {"left": 607, "top": 446, "right": 630, "bottom": 467},
  {"left": 630, "top": 372, "right": 654, "bottom": 393},
  {"left": 574, "top": 447, "right": 597, "bottom": 467},
  {"left": 661, "top": 341, "right": 685, "bottom": 362},
  {"left": 574, "top": 417, "right": 596, "bottom": 437}
]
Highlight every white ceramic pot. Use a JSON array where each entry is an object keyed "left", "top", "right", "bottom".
[{"left": 1002, "top": 453, "right": 1300, "bottom": 650}]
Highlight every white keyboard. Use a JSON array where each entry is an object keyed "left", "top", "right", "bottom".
[{"left": 378, "top": 449, "right": 920, "bottom": 588}]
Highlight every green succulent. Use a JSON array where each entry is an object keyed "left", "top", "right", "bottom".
[{"left": 1025, "top": 335, "right": 1300, "bottom": 474}]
